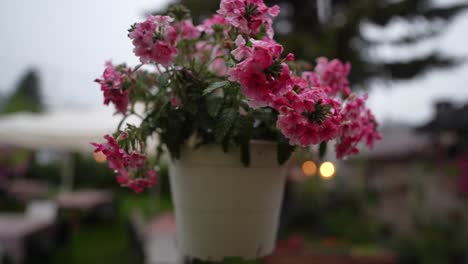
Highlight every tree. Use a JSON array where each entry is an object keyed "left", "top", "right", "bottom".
[
  {"left": 164, "top": 0, "right": 468, "bottom": 87},
  {"left": 2, "top": 69, "right": 43, "bottom": 113}
]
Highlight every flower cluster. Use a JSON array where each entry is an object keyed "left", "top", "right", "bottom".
[
  {"left": 94, "top": 0, "right": 381, "bottom": 192},
  {"left": 198, "top": 15, "right": 227, "bottom": 34},
  {"left": 128, "top": 15, "right": 178, "bottom": 66},
  {"left": 92, "top": 134, "right": 157, "bottom": 193},
  {"left": 335, "top": 95, "right": 382, "bottom": 158},
  {"left": 229, "top": 37, "right": 294, "bottom": 107},
  {"left": 94, "top": 62, "right": 130, "bottom": 113},
  {"left": 194, "top": 41, "right": 229, "bottom": 76},
  {"left": 218, "top": 0, "right": 279, "bottom": 38},
  {"left": 274, "top": 90, "right": 342, "bottom": 146},
  {"left": 174, "top": 20, "right": 201, "bottom": 40},
  {"left": 303, "top": 57, "right": 352, "bottom": 96}
]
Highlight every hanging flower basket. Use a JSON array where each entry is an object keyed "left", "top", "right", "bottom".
[{"left": 91, "top": 0, "right": 382, "bottom": 260}]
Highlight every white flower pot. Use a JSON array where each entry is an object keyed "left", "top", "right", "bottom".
[{"left": 168, "top": 141, "right": 288, "bottom": 261}]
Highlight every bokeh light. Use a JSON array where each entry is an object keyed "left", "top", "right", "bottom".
[
  {"left": 93, "top": 151, "right": 107, "bottom": 163},
  {"left": 320, "top": 161, "right": 335, "bottom": 179},
  {"left": 302, "top": 161, "right": 317, "bottom": 176}
]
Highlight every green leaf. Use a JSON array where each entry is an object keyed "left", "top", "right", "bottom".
[
  {"left": 158, "top": 72, "right": 171, "bottom": 87},
  {"left": 237, "top": 116, "right": 254, "bottom": 167},
  {"left": 319, "top": 141, "right": 328, "bottom": 159},
  {"left": 215, "top": 109, "right": 237, "bottom": 142},
  {"left": 203, "top": 81, "right": 229, "bottom": 96},
  {"left": 207, "top": 97, "right": 223, "bottom": 118},
  {"left": 277, "top": 134, "right": 295, "bottom": 165},
  {"left": 184, "top": 102, "right": 199, "bottom": 115}
]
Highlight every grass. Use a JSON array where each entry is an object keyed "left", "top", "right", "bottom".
[{"left": 50, "top": 219, "right": 132, "bottom": 264}]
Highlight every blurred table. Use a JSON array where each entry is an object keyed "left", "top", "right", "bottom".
[
  {"left": 6, "top": 179, "right": 50, "bottom": 202},
  {"left": 55, "top": 189, "right": 115, "bottom": 224},
  {"left": 0, "top": 214, "right": 55, "bottom": 264},
  {"left": 55, "top": 189, "right": 113, "bottom": 210}
]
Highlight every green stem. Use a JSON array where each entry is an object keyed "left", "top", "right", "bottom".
[
  {"left": 117, "top": 114, "right": 129, "bottom": 131},
  {"left": 132, "top": 63, "right": 144, "bottom": 73}
]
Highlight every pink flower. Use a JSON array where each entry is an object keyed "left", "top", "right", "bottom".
[
  {"left": 92, "top": 134, "right": 126, "bottom": 171},
  {"left": 217, "top": 0, "right": 280, "bottom": 38},
  {"left": 119, "top": 169, "right": 158, "bottom": 193},
  {"left": 231, "top": 35, "right": 252, "bottom": 61},
  {"left": 251, "top": 38, "right": 284, "bottom": 58},
  {"left": 335, "top": 95, "right": 382, "bottom": 159},
  {"left": 91, "top": 134, "right": 158, "bottom": 193},
  {"left": 193, "top": 42, "right": 228, "bottom": 76},
  {"left": 116, "top": 171, "right": 130, "bottom": 185},
  {"left": 175, "top": 20, "right": 201, "bottom": 40},
  {"left": 291, "top": 75, "right": 309, "bottom": 92},
  {"left": 95, "top": 62, "right": 129, "bottom": 113},
  {"left": 193, "top": 41, "right": 212, "bottom": 62},
  {"left": 126, "top": 170, "right": 158, "bottom": 193},
  {"left": 210, "top": 58, "right": 229, "bottom": 77},
  {"left": 285, "top": 53, "right": 295, "bottom": 62},
  {"left": 229, "top": 39, "right": 293, "bottom": 107},
  {"left": 301, "top": 71, "right": 320, "bottom": 88},
  {"left": 274, "top": 89, "right": 343, "bottom": 146},
  {"left": 152, "top": 40, "right": 178, "bottom": 66},
  {"left": 198, "top": 15, "right": 228, "bottom": 34},
  {"left": 128, "top": 15, "right": 178, "bottom": 66},
  {"left": 170, "top": 95, "right": 182, "bottom": 107},
  {"left": 306, "top": 57, "right": 352, "bottom": 96},
  {"left": 207, "top": 45, "right": 228, "bottom": 76},
  {"left": 268, "top": 4, "right": 280, "bottom": 16},
  {"left": 126, "top": 152, "right": 146, "bottom": 168}
]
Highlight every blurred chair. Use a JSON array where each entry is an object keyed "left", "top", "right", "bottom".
[
  {"left": 0, "top": 147, "right": 48, "bottom": 204},
  {"left": 25, "top": 200, "right": 57, "bottom": 222},
  {"left": 0, "top": 213, "right": 57, "bottom": 264},
  {"left": 25, "top": 200, "right": 59, "bottom": 264},
  {"left": 128, "top": 212, "right": 183, "bottom": 264}
]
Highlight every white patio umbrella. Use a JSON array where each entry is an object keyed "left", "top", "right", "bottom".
[
  {"left": 0, "top": 108, "right": 150, "bottom": 190},
  {"left": 0, "top": 109, "right": 142, "bottom": 152}
]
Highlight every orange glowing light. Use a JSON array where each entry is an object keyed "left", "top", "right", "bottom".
[
  {"left": 302, "top": 161, "right": 317, "bottom": 176},
  {"left": 93, "top": 151, "right": 107, "bottom": 163}
]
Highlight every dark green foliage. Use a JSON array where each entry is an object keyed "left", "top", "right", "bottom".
[
  {"left": 119, "top": 64, "right": 271, "bottom": 164},
  {"left": 2, "top": 69, "right": 43, "bottom": 113},
  {"left": 169, "top": 0, "right": 468, "bottom": 87},
  {"left": 395, "top": 219, "right": 466, "bottom": 264},
  {"left": 25, "top": 153, "right": 117, "bottom": 188},
  {"left": 236, "top": 115, "right": 254, "bottom": 166},
  {"left": 319, "top": 141, "right": 328, "bottom": 159},
  {"left": 215, "top": 109, "right": 237, "bottom": 143},
  {"left": 49, "top": 193, "right": 173, "bottom": 264},
  {"left": 203, "top": 80, "right": 230, "bottom": 96},
  {"left": 167, "top": 4, "right": 192, "bottom": 21},
  {"left": 277, "top": 134, "right": 295, "bottom": 165}
]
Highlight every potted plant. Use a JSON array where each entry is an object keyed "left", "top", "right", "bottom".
[{"left": 92, "top": 0, "right": 381, "bottom": 260}]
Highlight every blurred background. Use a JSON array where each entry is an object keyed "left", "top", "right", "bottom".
[{"left": 1, "top": 0, "right": 468, "bottom": 263}]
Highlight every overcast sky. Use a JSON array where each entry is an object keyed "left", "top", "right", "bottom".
[
  {"left": 0, "top": 0, "right": 172, "bottom": 111},
  {"left": 1, "top": 0, "right": 467, "bottom": 125}
]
